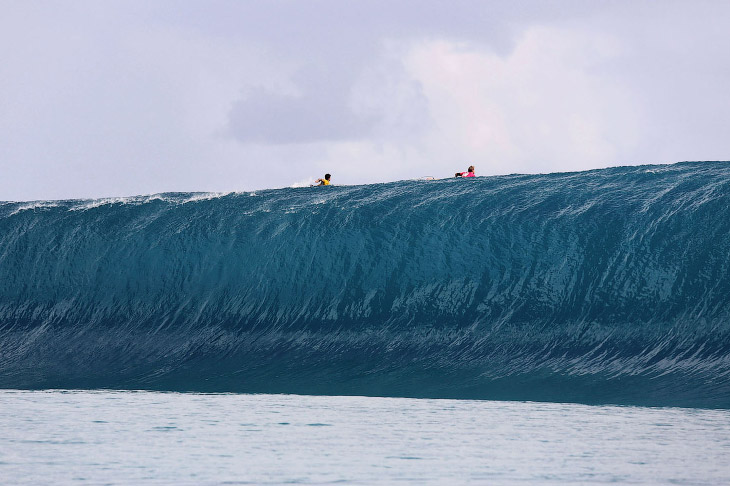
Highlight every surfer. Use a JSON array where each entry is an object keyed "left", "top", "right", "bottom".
[
  {"left": 455, "top": 166, "right": 476, "bottom": 178},
  {"left": 314, "top": 174, "right": 331, "bottom": 186}
]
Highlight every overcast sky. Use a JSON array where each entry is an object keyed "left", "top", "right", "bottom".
[{"left": 2, "top": 0, "right": 729, "bottom": 201}]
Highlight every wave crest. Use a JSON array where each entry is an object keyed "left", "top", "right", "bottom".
[{"left": 1, "top": 162, "right": 730, "bottom": 408}]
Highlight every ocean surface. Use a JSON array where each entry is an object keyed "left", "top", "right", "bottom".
[
  {"left": 2, "top": 161, "right": 730, "bottom": 408},
  {"left": 2, "top": 162, "right": 730, "bottom": 483},
  {"left": 1, "top": 390, "right": 729, "bottom": 485}
]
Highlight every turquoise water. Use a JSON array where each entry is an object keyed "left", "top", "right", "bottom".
[
  {"left": 3, "top": 162, "right": 730, "bottom": 407},
  {"left": 1, "top": 390, "right": 729, "bottom": 485},
  {"left": 3, "top": 163, "right": 730, "bottom": 481}
]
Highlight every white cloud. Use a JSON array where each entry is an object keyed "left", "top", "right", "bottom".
[
  {"left": 305, "top": 27, "right": 640, "bottom": 184},
  {"left": 1, "top": 1, "right": 729, "bottom": 200},
  {"left": 402, "top": 28, "right": 640, "bottom": 176}
]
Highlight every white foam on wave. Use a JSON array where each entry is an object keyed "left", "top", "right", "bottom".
[
  {"left": 8, "top": 201, "right": 61, "bottom": 216},
  {"left": 66, "top": 192, "right": 234, "bottom": 211},
  {"left": 290, "top": 177, "right": 316, "bottom": 188},
  {"left": 177, "top": 192, "right": 231, "bottom": 204},
  {"left": 68, "top": 196, "right": 155, "bottom": 211},
  {"left": 69, "top": 194, "right": 182, "bottom": 211}
]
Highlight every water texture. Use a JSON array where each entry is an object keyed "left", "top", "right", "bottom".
[
  {"left": 1, "top": 390, "right": 729, "bottom": 485},
  {"left": 1, "top": 162, "right": 729, "bottom": 407}
]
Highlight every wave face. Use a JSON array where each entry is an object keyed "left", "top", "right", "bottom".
[{"left": 2, "top": 162, "right": 730, "bottom": 408}]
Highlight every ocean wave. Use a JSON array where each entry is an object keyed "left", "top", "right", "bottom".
[{"left": 1, "top": 161, "right": 729, "bottom": 408}]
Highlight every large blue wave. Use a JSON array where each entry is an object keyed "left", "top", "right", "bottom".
[{"left": 2, "top": 162, "right": 730, "bottom": 408}]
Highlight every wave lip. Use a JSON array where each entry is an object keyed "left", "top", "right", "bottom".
[{"left": 1, "top": 161, "right": 730, "bottom": 408}]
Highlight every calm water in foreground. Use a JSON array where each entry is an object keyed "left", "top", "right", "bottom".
[{"left": 1, "top": 390, "right": 729, "bottom": 485}]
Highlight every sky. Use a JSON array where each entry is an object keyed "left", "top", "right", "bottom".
[{"left": 1, "top": 0, "right": 730, "bottom": 201}]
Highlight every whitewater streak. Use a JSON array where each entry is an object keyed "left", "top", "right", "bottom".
[{"left": 1, "top": 162, "right": 729, "bottom": 408}]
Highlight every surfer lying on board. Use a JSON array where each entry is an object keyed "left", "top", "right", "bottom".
[
  {"left": 455, "top": 166, "right": 476, "bottom": 178},
  {"left": 314, "top": 174, "right": 331, "bottom": 186}
]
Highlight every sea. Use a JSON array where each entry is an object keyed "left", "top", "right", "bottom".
[
  {"left": 2, "top": 390, "right": 729, "bottom": 485},
  {"left": 2, "top": 161, "right": 730, "bottom": 483}
]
